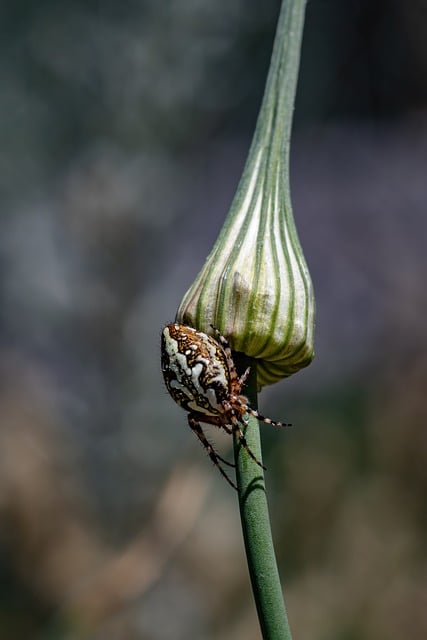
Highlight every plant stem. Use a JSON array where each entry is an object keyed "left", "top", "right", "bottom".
[{"left": 233, "top": 355, "right": 292, "bottom": 640}]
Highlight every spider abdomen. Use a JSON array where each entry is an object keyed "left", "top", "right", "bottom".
[{"left": 161, "top": 324, "right": 231, "bottom": 417}]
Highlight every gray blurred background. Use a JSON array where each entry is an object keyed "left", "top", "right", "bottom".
[{"left": 1, "top": 1, "right": 427, "bottom": 638}]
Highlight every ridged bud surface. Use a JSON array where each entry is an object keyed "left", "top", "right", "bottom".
[{"left": 177, "top": 1, "right": 315, "bottom": 388}]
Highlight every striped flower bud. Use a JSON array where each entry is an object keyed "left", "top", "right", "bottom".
[{"left": 176, "top": 3, "right": 315, "bottom": 388}]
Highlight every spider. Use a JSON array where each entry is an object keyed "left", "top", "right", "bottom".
[{"left": 161, "top": 323, "right": 291, "bottom": 490}]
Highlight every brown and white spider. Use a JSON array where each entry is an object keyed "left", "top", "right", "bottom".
[{"left": 161, "top": 323, "right": 291, "bottom": 489}]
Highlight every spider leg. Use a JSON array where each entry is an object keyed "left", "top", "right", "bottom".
[
  {"left": 209, "top": 326, "right": 251, "bottom": 397},
  {"left": 209, "top": 325, "right": 240, "bottom": 385},
  {"left": 237, "top": 366, "right": 251, "bottom": 388},
  {"left": 234, "top": 423, "right": 267, "bottom": 470},
  {"left": 223, "top": 403, "right": 267, "bottom": 471},
  {"left": 246, "top": 407, "right": 292, "bottom": 427},
  {"left": 188, "top": 411, "right": 235, "bottom": 465},
  {"left": 188, "top": 414, "right": 237, "bottom": 489},
  {"left": 210, "top": 324, "right": 230, "bottom": 351}
]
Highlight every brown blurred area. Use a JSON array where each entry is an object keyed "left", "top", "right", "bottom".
[{"left": 1, "top": 1, "right": 427, "bottom": 638}]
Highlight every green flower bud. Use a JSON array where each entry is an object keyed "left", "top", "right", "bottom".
[{"left": 177, "top": 2, "right": 315, "bottom": 388}]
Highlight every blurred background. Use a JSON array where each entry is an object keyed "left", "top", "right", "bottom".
[{"left": 1, "top": 0, "right": 426, "bottom": 638}]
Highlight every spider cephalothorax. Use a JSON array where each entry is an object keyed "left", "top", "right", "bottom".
[{"left": 161, "top": 323, "right": 291, "bottom": 489}]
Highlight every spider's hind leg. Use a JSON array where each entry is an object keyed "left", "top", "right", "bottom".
[{"left": 187, "top": 414, "right": 237, "bottom": 490}]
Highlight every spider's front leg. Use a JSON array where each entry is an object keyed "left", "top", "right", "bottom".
[
  {"left": 237, "top": 366, "right": 251, "bottom": 389},
  {"left": 187, "top": 413, "right": 237, "bottom": 490}
]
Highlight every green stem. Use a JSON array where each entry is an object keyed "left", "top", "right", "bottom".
[{"left": 233, "top": 355, "right": 292, "bottom": 640}]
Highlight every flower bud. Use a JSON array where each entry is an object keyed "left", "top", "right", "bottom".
[{"left": 176, "top": 3, "right": 315, "bottom": 388}]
